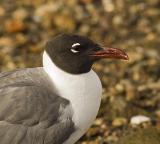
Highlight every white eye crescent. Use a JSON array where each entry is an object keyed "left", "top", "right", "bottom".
[
  {"left": 71, "top": 43, "right": 81, "bottom": 53},
  {"left": 72, "top": 43, "right": 80, "bottom": 48},
  {"left": 71, "top": 49, "right": 79, "bottom": 53}
]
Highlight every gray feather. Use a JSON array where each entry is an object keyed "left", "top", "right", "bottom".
[{"left": 0, "top": 68, "right": 75, "bottom": 144}]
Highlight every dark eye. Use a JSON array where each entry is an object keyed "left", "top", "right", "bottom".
[{"left": 70, "top": 43, "right": 81, "bottom": 53}]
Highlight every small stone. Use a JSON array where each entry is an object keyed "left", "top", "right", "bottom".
[
  {"left": 54, "top": 14, "right": 76, "bottom": 31},
  {"left": 146, "top": 33, "right": 156, "bottom": 41},
  {"left": 15, "top": 34, "right": 27, "bottom": 45},
  {"left": 0, "top": 37, "right": 14, "bottom": 47},
  {"left": 115, "top": 83, "right": 124, "bottom": 92},
  {"left": 12, "top": 8, "right": 29, "bottom": 20},
  {"left": 79, "top": 25, "right": 90, "bottom": 35},
  {"left": 155, "top": 110, "right": 160, "bottom": 119},
  {"left": 123, "top": 81, "right": 137, "bottom": 101},
  {"left": 130, "top": 115, "right": 151, "bottom": 125},
  {"left": 6, "top": 61, "right": 16, "bottom": 69},
  {"left": 113, "top": 15, "right": 123, "bottom": 26},
  {"left": 107, "top": 132, "right": 119, "bottom": 142},
  {"left": 112, "top": 117, "right": 127, "bottom": 127},
  {"left": 102, "top": 0, "right": 115, "bottom": 12},
  {"left": 94, "top": 118, "right": 103, "bottom": 126},
  {"left": 86, "top": 127, "right": 100, "bottom": 137},
  {"left": 0, "top": 6, "right": 5, "bottom": 17},
  {"left": 35, "top": 3, "right": 58, "bottom": 18},
  {"left": 29, "top": 46, "right": 41, "bottom": 53},
  {"left": 5, "top": 20, "right": 27, "bottom": 33},
  {"left": 93, "top": 63, "right": 104, "bottom": 72}
]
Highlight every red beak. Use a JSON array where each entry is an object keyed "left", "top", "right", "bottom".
[{"left": 90, "top": 47, "right": 129, "bottom": 60}]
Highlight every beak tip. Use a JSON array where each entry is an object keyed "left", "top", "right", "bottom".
[{"left": 124, "top": 54, "right": 129, "bottom": 60}]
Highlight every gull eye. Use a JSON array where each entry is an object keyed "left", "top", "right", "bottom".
[{"left": 71, "top": 43, "right": 81, "bottom": 53}]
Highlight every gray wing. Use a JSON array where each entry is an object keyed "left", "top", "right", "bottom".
[{"left": 0, "top": 68, "right": 75, "bottom": 144}]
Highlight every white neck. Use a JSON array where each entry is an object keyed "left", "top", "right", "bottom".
[{"left": 43, "top": 51, "right": 102, "bottom": 144}]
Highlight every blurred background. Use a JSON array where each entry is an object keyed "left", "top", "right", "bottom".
[{"left": 0, "top": 0, "right": 160, "bottom": 143}]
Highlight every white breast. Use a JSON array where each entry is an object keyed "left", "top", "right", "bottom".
[
  {"left": 63, "top": 71, "right": 102, "bottom": 144},
  {"left": 43, "top": 51, "right": 102, "bottom": 144}
]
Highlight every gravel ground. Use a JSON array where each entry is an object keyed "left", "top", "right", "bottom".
[{"left": 0, "top": 0, "right": 160, "bottom": 143}]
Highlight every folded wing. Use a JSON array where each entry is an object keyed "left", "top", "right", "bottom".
[{"left": 0, "top": 68, "right": 75, "bottom": 144}]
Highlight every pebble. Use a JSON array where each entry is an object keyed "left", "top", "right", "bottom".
[
  {"left": 35, "top": 3, "right": 58, "bottom": 18},
  {"left": 112, "top": 117, "right": 127, "bottom": 127},
  {"left": 155, "top": 110, "right": 160, "bottom": 119},
  {"left": 0, "top": 6, "right": 5, "bottom": 17},
  {"left": 102, "top": 0, "right": 115, "bottom": 12},
  {"left": 12, "top": 8, "right": 29, "bottom": 20},
  {"left": 130, "top": 115, "right": 151, "bottom": 125},
  {"left": 0, "top": 37, "right": 14, "bottom": 47},
  {"left": 54, "top": 14, "right": 76, "bottom": 31},
  {"left": 94, "top": 118, "right": 103, "bottom": 126},
  {"left": 5, "top": 20, "right": 27, "bottom": 33}
]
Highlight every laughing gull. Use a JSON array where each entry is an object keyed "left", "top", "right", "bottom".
[{"left": 0, "top": 34, "right": 128, "bottom": 144}]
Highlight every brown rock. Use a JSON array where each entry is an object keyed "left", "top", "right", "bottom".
[
  {"left": 5, "top": 20, "right": 27, "bottom": 33},
  {"left": 0, "top": 37, "right": 14, "bottom": 47},
  {"left": 0, "top": 6, "right": 5, "bottom": 17},
  {"left": 12, "top": 8, "right": 29, "bottom": 20},
  {"left": 54, "top": 14, "right": 76, "bottom": 31},
  {"left": 112, "top": 117, "right": 127, "bottom": 127}
]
